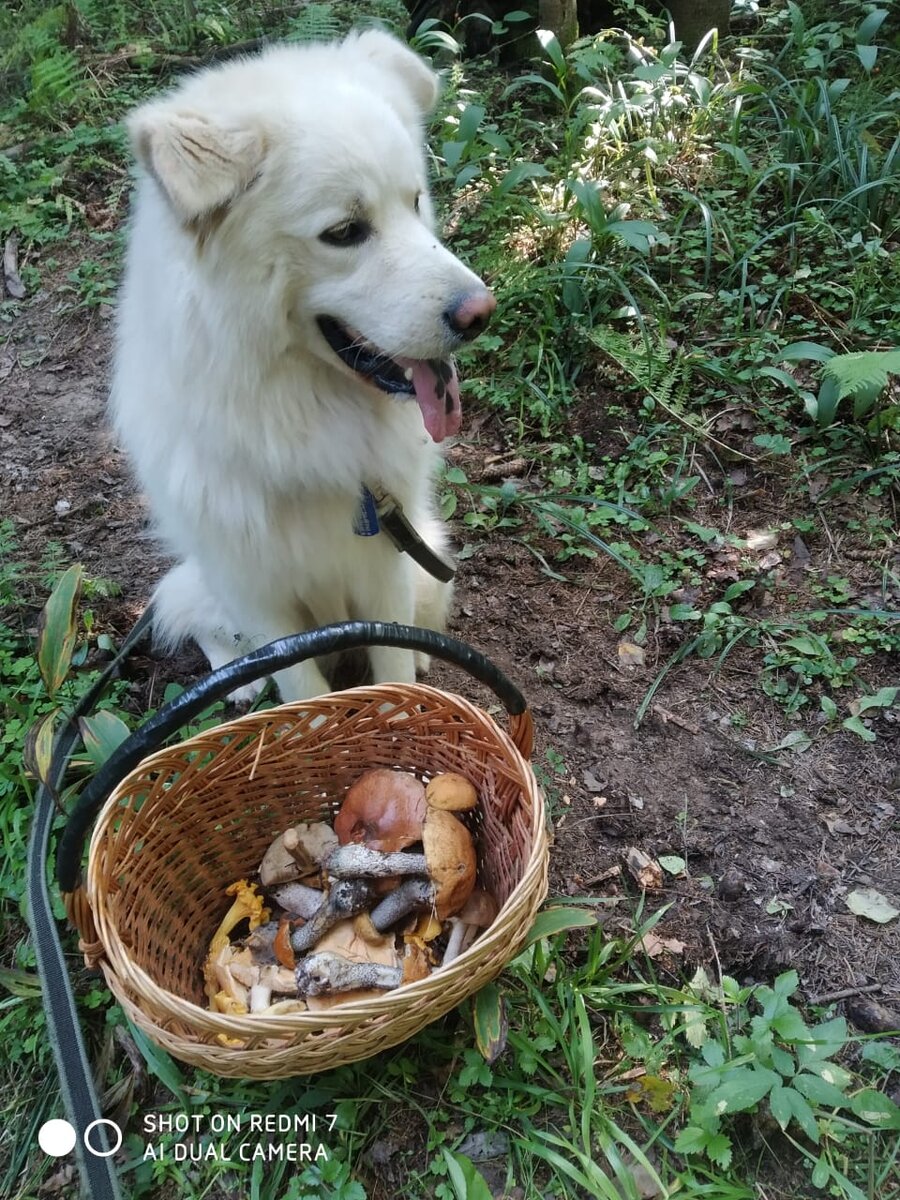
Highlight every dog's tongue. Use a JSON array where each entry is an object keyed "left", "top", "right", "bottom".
[{"left": 410, "top": 359, "right": 461, "bottom": 443}]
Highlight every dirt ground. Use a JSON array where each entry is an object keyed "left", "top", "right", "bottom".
[{"left": 2, "top": 262, "right": 899, "bottom": 1034}]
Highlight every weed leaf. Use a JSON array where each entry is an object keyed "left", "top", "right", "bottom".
[
  {"left": 849, "top": 1089, "right": 900, "bottom": 1129},
  {"left": 23, "top": 710, "right": 58, "bottom": 785},
  {"left": 473, "top": 983, "right": 508, "bottom": 1064},
  {"left": 78, "top": 711, "right": 132, "bottom": 770},
  {"left": 442, "top": 1150, "right": 494, "bottom": 1200},
  {"left": 522, "top": 907, "right": 597, "bottom": 947},
  {"left": 37, "top": 564, "right": 83, "bottom": 696}
]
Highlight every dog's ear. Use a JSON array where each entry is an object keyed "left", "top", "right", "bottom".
[
  {"left": 128, "top": 107, "right": 265, "bottom": 223},
  {"left": 350, "top": 29, "right": 440, "bottom": 116}
]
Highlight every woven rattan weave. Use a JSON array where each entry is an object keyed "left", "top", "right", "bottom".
[{"left": 66, "top": 678, "right": 548, "bottom": 1079}]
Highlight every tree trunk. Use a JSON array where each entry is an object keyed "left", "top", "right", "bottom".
[
  {"left": 664, "top": 0, "right": 730, "bottom": 52},
  {"left": 539, "top": 0, "right": 579, "bottom": 48}
]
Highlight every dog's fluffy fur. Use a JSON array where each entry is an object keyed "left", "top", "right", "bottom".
[{"left": 112, "top": 31, "right": 493, "bottom": 700}]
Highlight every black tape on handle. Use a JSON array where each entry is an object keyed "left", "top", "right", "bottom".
[{"left": 57, "top": 621, "right": 526, "bottom": 892}]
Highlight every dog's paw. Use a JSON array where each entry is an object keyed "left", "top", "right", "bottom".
[
  {"left": 414, "top": 651, "right": 431, "bottom": 676},
  {"left": 226, "top": 679, "right": 266, "bottom": 707}
]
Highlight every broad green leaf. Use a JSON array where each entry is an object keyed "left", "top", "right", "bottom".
[
  {"left": 856, "top": 8, "right": 888, "bottom": 43},
  {"left": 773, "top": 970, "right": 800, "bottom": 998},
  {"left": 659, "top": 855, "right": 686, "bottom": 875},
  {"left": 813, "top": 375, "right": 842, "bottom": 426},
  {"left": 769, "top": 1085, "right": 795, "bottom": 1130},
  {"left": 708, "top": 1067, "right": 777, "bottom": 1114},
  {"left": 861, "top": 1042, "right": 900, "bottom": 1071},
  {"left": 812, "top": 1156, "right": 830, "bottom": 1188},
  {"left": 845, "top": 887, "right": 900, "bottom": 924},
  {"left": 796, "top": 1017, "right": 848, "bottom": 1065},
  {"left": 456, "top": 103, "right": 485, "bottom": 143},
  {"left": 673, "top": 1125, "right": 708, "bottom": 1155},
  {"left": 771, "top": 1008, "right": 810, "bottom": 1041},
  {"left": 473, "top": 983, "right": 508, "bottom": 1064},
  {"left": 857, "top": 686, "right": 898, "bottom": 713},
  {"left": 79, "top": 711, "right": 132, "bottom": 770},
  {"left": 794, "top": 1072, "right": 848, "bottom": 1108},
  {"left": 857, "top": 43, "right": 878, "bottom": 71},
  {"left": 442, "top": 1150, "right": 494, "bottom": 1200},
  {"left": 37, "top": 564, "right": 83, "bottom": 696},
  {"left": 781, "top": 1087, "right": 820, "bottom": 1142},
  {"left": 496, "top": 161, "right": 550, "bottom": 197},
  {"left": 723, "top": 579, "right": 756, "bottom": 602},
  {"left": 850, "top": 1089, "right": 900, "bottom": 1129},
  {"left": 842, "top": 715, "right": 876, "bottom": 742},
  {"left": 779, "top": 341, "right": 835, "bottom": 363},
  {"left": 522, "top": 907, "right": 598, "bottom": 948},
  {"left": 704, "top": 1133, "right": 732, "bottom": 1169}
]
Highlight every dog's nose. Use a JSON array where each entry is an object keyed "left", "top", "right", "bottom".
[{"left": 443, "top": 289, "right": 496, "bottom": 341}]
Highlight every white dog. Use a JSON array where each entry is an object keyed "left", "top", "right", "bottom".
[{"left": 112, "top": 30, "right": 495, "bottom": 700}]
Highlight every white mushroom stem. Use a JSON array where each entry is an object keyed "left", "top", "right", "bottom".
[
  {"left": 441, "top": 918, "right": 470, "bottom": 965},
  {"left": 369, "top": 878, "right": 435, "bottom": 931},
  {"left": 290, "top": 878, "right": 373, "bottom": 953},
  {"left": 325, "top": 844, "right": 427, "bottom": 879},
  {"left": 295, "top": 952, "right": 403, "bottom": 996},
  {"left": 271, "top": 881, "right": 325, "bottom": 918}
]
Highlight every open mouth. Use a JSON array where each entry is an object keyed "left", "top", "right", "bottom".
[{"left": 317, "top": 315, "right": 461, "bottom": 443}]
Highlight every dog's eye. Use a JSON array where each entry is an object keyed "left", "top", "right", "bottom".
[{"left": 320, "top": 220, "right": 370, "bottom": 247}]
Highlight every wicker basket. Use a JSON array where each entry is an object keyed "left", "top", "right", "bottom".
[{"left": 58, "top": 623, "right": 548, "bottom": 1079}]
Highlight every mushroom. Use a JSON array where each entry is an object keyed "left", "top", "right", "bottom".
[
  {"left": 270, "top": 880, "right": 326, "bottom": 918},
  {"left": 325, "top": 844, "right": 431, "bottom": 879},
  {"left": 401, "top": 941, "right": 432, "bottom": 984},
  {"left": 289, "top": 878, "right": 373, "bottom": 954},
  {"left": 425, "top": 773, "right": 478, "bottom": 812},
  {"left": 248, "top": 962, "right": 299, "bottom": 1013},
  {"left": 259, "top": 822, "right": 338, "bottom": 887},
  {"left": 368, "top": 808, "right": 476, "bottom": 930},
  {"left": 441, "top": 889, "right": 499, "bottom": 966},
  {"left": 203, "top": 880, "right": 270, "bottom": 1003},
  {"left": 298, "top": 915, "right": 402, "bottom": 1009},
  {"left": 334, "top": 769, "right": 426, "bottom": 852},
  {"left": 295, "top": 952, "right": 403, "bottom": 997}
]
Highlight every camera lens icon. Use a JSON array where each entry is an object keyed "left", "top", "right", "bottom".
[{"left": 39, "top": 1119, "right": 123, "bottom": 1158}]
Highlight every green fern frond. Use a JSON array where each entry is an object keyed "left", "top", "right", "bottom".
[
  {"left": 823, "top": 349, "right": 900, "bottom": 400},
  {"left": 283, "top": 4, "right": 342, "bottom": 44}
]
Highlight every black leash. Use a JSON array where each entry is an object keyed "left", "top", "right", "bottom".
[{"left": 26, "top": 606, "right": 154, "bottom": 1200}]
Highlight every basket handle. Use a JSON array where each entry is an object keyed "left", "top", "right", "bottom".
[{"left": 56, "top": 621, "right": 532, "bottom": 892}]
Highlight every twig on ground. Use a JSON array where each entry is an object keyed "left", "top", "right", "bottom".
[{"left": 806, "top": 982, "right": 882, "bottom": 1006}]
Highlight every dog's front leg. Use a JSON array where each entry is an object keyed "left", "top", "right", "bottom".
[{"left": 350, "top": 544, "right": 418, "bottom": 686}]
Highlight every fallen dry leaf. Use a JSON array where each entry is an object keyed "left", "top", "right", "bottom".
[
  {"left": 639, "top": 932, "right": 686, "bottom": 959},
  {"left": 617, "top": 640, "right": 646, "bottom": 668},
  {"left": 845, "top": 888, "right": 900, "bottom": 924}
]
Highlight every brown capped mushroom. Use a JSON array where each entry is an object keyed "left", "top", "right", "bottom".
[
  {"left": 334, "top": 768, "right": 426, "bottom": 852},
  {"left": 259, "top": 822, "right": 338, "bottom": 887},
  {"left": 425, "top": 773, "right": 478, "bottom": 812},
  {"left": 368, "top": 808, "right": 476, "bottom": 930}
]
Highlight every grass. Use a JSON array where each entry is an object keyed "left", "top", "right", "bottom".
[{"left": 2, "top": 0, "right": 900, "bottom": 1197}]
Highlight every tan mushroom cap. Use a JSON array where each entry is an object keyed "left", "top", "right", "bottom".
[
  {"left": 423, "top": 808, "right": 477, "bottom": 920},
  {"left": 425, "top": 772, "right": 478, "bottom": 812},
  {"left": 335, "top": 768, "right": 427, "bottom": 853}
]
